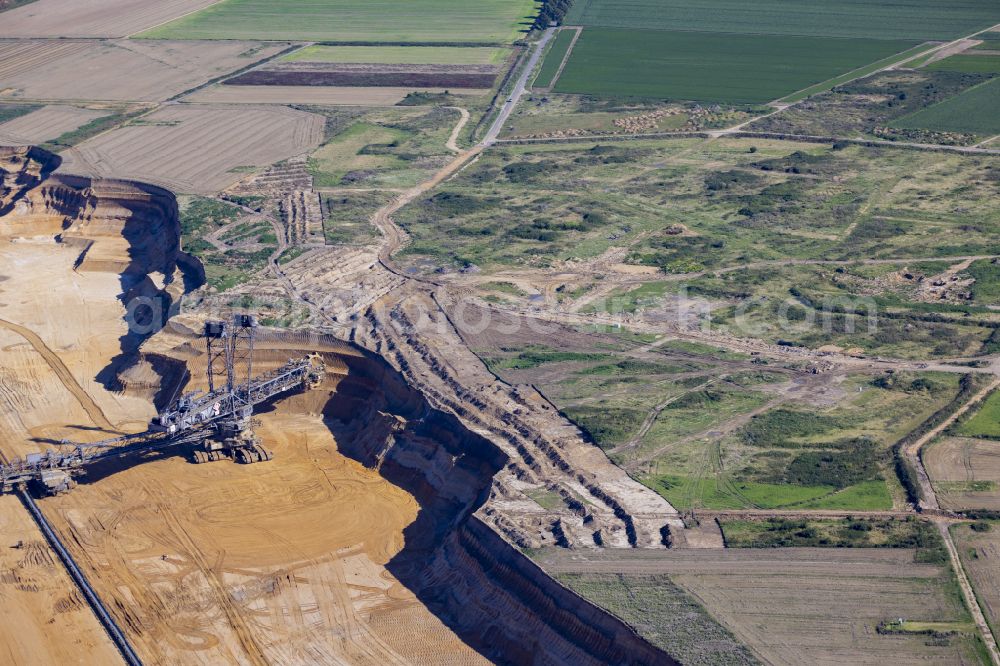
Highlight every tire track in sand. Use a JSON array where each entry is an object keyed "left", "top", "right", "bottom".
[{"left": 0, "top": 317, "right": 116, "bottom": 433}]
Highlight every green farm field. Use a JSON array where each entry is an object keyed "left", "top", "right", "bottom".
[
  {"left": 891, "top": 77, "right": 1000, "bottom": 134},
  {"left": 552, "top": 29, "right": 916, "bottom": 102},
  {"left": 564, "top": 0, "right": 1000, "bottom": 40},
  {"left": 140, "top": 0, "right": 537, "bottom": 43},
  {"left": 283, "top": 45, "right": 509, "bottom": 65},
  {"left": 956, "top": 390, "right": 1000, "bottom": 438},
  {"left": 926, "top": 53, "right": 1000, "bottom": 74},
  {"left": 533, "top": 28, "right": 576, "bottom": 88}
]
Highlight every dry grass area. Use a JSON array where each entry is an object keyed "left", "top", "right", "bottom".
[
  {"left": 925, "top": 436, "right": 1000, "bottom": 510},
  {"left": 186, "top": 84, "right": 488, "bottom": 106},
  {"left": 0, "top": 40, "right": 286, "bottom": 102},
  {"left": 58, "top": 104, "right": 324, "bottom": 194},
  {"left": 0, "top": 104, "right": 107, "bottom": 144},
  {"left": 0, "top": 0, "right": 222, "bottom": 38},
  {"left": 0, "top": 495, "right": 123, "bottom": 664},
  {"left": 953, "top": 522, "right": 1000, "bottom": 639},
  {"left": 536, "top": 547, "right": 982, "bottom": 665}
]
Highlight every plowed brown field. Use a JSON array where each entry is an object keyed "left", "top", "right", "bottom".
[
  {"left": 58, "top": 105, "right": 324, "bottom": 194},
  {"left": 185, "top": 84, "right": 488, "bottom": 106},
  {"left": 537, "top": 547, "right": 981, "bottom": 665},
  {"left": 0, "top": 105, "right": 107, "bottom": 145},
  {"left": 925, "top": 436, "right": 1000, "bottom": 510},
  {"left": 0, "top": 40, "right": 287, "bottom": 102},
  {"left": 0, "top": 0, "right": 223, "bottom": 38}
]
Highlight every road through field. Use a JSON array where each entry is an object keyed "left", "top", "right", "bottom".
[
  {"left": 367, "top": 28, "right": 553, "bottom": 272},
  {"left": 481, "top": 27, "right": 555, "bottom": 146},
  {"left": 443, "top": 106, "right": 470, "bottom": 152}
]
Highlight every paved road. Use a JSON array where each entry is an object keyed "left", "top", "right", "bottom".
[{"left": 480, "top": 27, "right": 555, "bottom": 146}]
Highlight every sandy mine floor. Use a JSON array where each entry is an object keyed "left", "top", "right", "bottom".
[
  {"left": 0, "top": 241, "right": 155, "bottom": 456},
  {"left": 0, "top": 494, "right": 123, "bottom": 665},
  {"left": 0, "top": 236, "right": 485, "bottom": 664}
]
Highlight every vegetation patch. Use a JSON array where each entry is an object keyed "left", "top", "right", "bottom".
[
  {"left": 0, "top": 103, "right": 40, "bottom": 124},
  {"left": 554, "top": 573, "right": 761, "bottom": 665},
  {"left": 41, "top": 107, "right": 147, "bottom": 151},
  {"left": 178, "top": 196, "right": 274, "bottom": 291},
  {"left": 721, "top": 517, "right": 948, "bottom": 561},
  {"left": 926, "top": 54, "right": 1000, "bottom": 74},
  {"left": 967, "top": 259, "right": 1000, "bottom": 306},
  {"left": 955, "top": 390, "right": 1000, "bottom": 438}
]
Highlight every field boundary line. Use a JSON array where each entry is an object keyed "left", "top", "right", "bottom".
[
  {"left": 172, "top": 42, "right": 304, "bottom": 102},
  {"left": 126, "top": 0, "right": 229, "bottom": 39}
]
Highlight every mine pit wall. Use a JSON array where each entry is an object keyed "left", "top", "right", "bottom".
[
  {"left": 328, "top": 349, "right": 677, "bottom": 665},
  {"left": 0, "top": 145, "right": 61, "bottom": 213}
]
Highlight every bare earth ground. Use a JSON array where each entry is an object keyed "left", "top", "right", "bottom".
[
  {"left": 0, "top": 494, "right": 123, "bottom": 665},
  {"left": 41, "top": 410, "right": 487, "bottom": 665},
  {"left": 0, "top": 243, "right": 158, "bottom": 456},
  {"left": 535, "top": 547, "right": 978, "bottom": 665},
  {"left": 58, "top": 105, "right": 324, "bottom": 194},
  {"left": 0, "top": 0, "right": 223, "bottom": 38},
  {"left": 185, "top": 85, "right": 490, "bottom": 106},
  {"left": 0, "top": 187, "right": 485, "bottom": 664},
  {"left": 0, "top": 40, "right": 288, "bottom": 103},
  {"left": 926, "top": 436, "right": 1000, "bottom": 510},
  {"left": 0, "top": 105, "right": 108, "bottom": 145}
]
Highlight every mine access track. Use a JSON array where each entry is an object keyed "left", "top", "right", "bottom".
[{"left": 0, "top": 354, "right": 323, "bottom": 494}]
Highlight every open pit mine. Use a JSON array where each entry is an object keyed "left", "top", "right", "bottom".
[{"left": 0, "top": 145, "right": 680, "bottom": 664}]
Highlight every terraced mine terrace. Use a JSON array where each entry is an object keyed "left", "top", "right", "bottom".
[{"left": 1, "top": 0, "right": 1000, "bottom": 665}]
